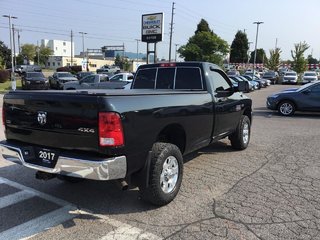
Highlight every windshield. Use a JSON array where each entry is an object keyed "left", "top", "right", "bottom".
[
  {"left": 304, "top": 72, "right": 316, "bottom": 76},
  {"left": 27, "top": 72, "right": 44, "bottom": 77},
  {"left": 285, "top": 72, "right": 296, "bottom": 76},
  {"left": 264, "top": 72, "right": 274, "bottom": 76},
  {"left": 58, "top": 73, "right": 73, "bottom": 78}
]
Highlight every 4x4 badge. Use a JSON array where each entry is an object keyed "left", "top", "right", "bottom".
[{"left": 37, "top": 111, "right": 47, "bottom": 125}]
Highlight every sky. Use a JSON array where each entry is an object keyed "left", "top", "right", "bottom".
[{"left": 0, "top": 0, "right": 319, "bottom": 61}]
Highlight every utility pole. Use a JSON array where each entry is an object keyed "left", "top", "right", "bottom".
[
  {"left": 247, "top": 41, "right": 253, "bottom": 66},
  {"left": 253, "top": 21, "right": 264, "bottom": 79},
  {"left": 12, "top": 24, "right": 16, "bottom": 66},
  {"left": 275, "top": 38, "right": 278, "bottom": 49},
  {"left": 71, "top": 30, "right": 73, "bottom": 66},
  {"left": 174, "top": 44, "right": 179, "bottom": 62},
  {"left": 16, "top": 29, "right": 21, "bottom": 54},
  {"left": 3, "top": 14, "right": 18, "bottom": 90},
  {"left": 135, "top": 39, "right": 140, "bottom": 61},
  {"left": 168, "top": 2, "right": 175, "bottom": 62}
]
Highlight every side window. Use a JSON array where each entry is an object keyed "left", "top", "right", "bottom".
[
  {"left": 156, "top": 68, "right": 175, "bottom": 89},
  {"left": 100, "top": 76, "right": 109, "bottom": 82},
  {"left": 128, "top": 75, "right": 134, "bottom": 80},
  {"left": 175, "top": 67, "right": 202, "bottom": 90},
  {"left": 83, "top": 75, "right": 95, "bottom": 83},
  {"left": 133, "top": 68, "right": 157, "bottom": 89},
  {"left": 111, "top": 75, "right": 121, "bottom": 81},
  {"left": 311, "top": 84, "right": 320, "bottom": 93},
  {"left": 210, "top": 70, "right": 232, "bottom": 91}
]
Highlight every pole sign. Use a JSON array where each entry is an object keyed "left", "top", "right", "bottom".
[{"left": 141, "top": 13, "right": 164, "bottom": 43}]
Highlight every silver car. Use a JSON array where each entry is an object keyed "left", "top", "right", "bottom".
[
  {"left": 302, "top": 71, "right": 317, "bottom": 84},
  {"left": 63, "top": 74, "right": 130, "bottom": 90}
]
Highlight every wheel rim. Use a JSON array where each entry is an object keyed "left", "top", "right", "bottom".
[
  {"left": 280, "top": 103, "right": 293, "bottom": 115},
  {"left": 160, "top": 156, "right": 179, "bottom": 194},
  {"left": 243, "top": 122, "right": 249, "bottom": 144}
]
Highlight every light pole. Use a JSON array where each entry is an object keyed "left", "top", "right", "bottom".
[
  {"left": 79, "top": 31, "right": 87, "bottom": 71},
  {"left": 174, "top": 44, "right": 179, "bottom": 62},
  {"left": 135, "top": 39, "right": 140, "bottom": 61},
  {"left": 3, "top": 14, "right": 17, "bottom": 90},
  {"left": 252, "top": 21, "right": 263, "bottom": 79}
]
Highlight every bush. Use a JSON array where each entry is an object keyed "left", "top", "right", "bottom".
[
  {"left": 0, "top": 70, "right": 10, "bottom": 83},
  {"left": 56, "top": 66, "right": 71, "bottom": 72},
  {"left": 70, "top": 65, "right": 82, "bottom": 73}
]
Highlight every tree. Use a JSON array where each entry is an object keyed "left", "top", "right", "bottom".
[
  {"left": 0, "top": 41, "right": 11, "bottom": 68},
  {"left": 265, "top": 48, "right": 282, "bottom": 71},
  {"left": 20, "top": 44, "right": 36, "bottom": 63},
  {"left": 249, "top": 48, "right": 267, "bottom": 64},
  {"left": 114, "top": 54, "right": 122, "bottom": 67},
  {"left": 36, "top": 46, "right": 53, "bottom": 66},
  {"left": 178, "top": 19, "right": 229, "bottom": 65},
  {"left": 230, "top": 30, "right": 249, "bottom": 63},
  {"left": 291, "top": 41, "right": 309, "bottom": 73},
  {"left": 307, "top": 55, "right": 318, "bottom": 64}
]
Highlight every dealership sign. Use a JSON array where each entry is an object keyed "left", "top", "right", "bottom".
[{"left": 141, "top": 13, "right": 164, "bottom": 43}]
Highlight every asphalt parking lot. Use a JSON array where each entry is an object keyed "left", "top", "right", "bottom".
[{"left": 1, "top": 85, "right": 320, "bottom": 240}]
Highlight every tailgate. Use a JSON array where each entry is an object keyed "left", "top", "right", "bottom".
[{"left": 3, "top": 91, "right": 100, "bottom": 152}]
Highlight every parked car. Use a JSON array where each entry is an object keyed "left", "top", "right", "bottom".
[
  {"left": 76, "top": 71, "right": 94, "bottom": 80},
  {"left": 244, "top": 69, "right": 260, "bottom": 78},
  {"left": 49, "top": 72, "right": 78, "bottom": 89},
  {"left": 282, "top": 71, "right": 298, "bottom": 84},
  {"left": 96, "top": 65, "right": 120, "bottom": 75},
  {"left": 109, "top": 73, "right": 134, "bottom": 82},
  {"left": 19, "top": 65, "right": 42, "bottom": 75},
  {"left": 301, "top": 71, "right": 318, "bottom": 84},
  {"left": 21, "top": 72, "right": 49, "bottom": 90},
  {"left": 263, "top": 71, "right": 279, "bottom": 84},
  {"left": 242, "top": 75, "right": 268, "bottom": 88},
  {"left": 0, "top": 62, "right": 251, "bottom": 206},
  {"left": 229, "top": 76, "right": 255, "bottom": 92},
  {"left": 63, "top": 74, "right": 130, "bottom": 90},
  {"left": 226, "top": 70, "right": 240, "bottom": 77},
  {"left": 267, "top": 81, "right": 320, "bottom": 116}
]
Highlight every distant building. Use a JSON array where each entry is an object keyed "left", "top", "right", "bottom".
[{"left": 41, "top": 39, "right": 74, "bottom": 57}]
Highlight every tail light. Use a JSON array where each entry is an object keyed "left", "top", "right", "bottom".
[{"left": 99, "top": 112, "right": 124, "bottom": 147}]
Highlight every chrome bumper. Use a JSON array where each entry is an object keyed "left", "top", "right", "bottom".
[{"left": 0, "top": 141, "right": 127, "bottom": 181}]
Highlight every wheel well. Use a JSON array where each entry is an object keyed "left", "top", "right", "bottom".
[
  {"left": 156, "top": 124, "right": 186, "bottom": 154},
  {"left": 243, "top": 107, "right": 252, "bottom": 122}
]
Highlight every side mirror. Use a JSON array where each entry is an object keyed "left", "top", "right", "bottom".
[{"left": 237, "top": 81, "right": 249, "bottom": 92}]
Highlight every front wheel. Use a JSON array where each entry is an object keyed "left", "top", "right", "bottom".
[
  {"left": 229, "top": 115, "right": 251, "bottom": 150},
  {"left": 140, "top": 142, "right": 183, "bottom": 206},
  {"left": 278, "top": 100, "right": 295, "bottom": 116}
]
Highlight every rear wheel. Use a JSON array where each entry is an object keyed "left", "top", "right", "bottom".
[
  {"left": 278, "top": 100, "right": 295, "bottom": 116},
  {"left": 140, "top": 142, "right": 183, "bottom": 206},
  {"left": 230, "top": 115, "right": 251, "bottom": 150}
]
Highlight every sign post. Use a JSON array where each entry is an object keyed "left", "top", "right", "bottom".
[{"left": 141, "top": 13, "right": 164, "bottom": 64}]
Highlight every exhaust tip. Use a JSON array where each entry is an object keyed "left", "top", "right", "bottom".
[{"left": 117, "top": 180, "right": 129, "bottom": 191}]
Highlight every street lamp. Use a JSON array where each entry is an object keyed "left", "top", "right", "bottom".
[
  {"left": 252, "top": 21, "right": 264, "bottom": 79},
  {"left": 3, "top": 14, "right": 17, "bottom": 90},
  {"left": 174, "top": 44, "right": 179, "bottom": 62},
  {"left": 135, "top": 39, "right": 140, "bottom": 61},
  {"left": 79, "top": 32, "right": 87, "bottom": 71}
]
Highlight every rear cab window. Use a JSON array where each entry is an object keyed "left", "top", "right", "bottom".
[{"left": 133, "top": 66, "right": 203, "bottom": 90}]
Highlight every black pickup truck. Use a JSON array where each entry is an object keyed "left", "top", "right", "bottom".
[{"left": 0, "top": 62, "right": 252, "bottom": 206}]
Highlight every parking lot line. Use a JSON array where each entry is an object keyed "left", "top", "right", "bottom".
[
  {"left": 77, "top": 210, "right": 162, "bottom": 240},
  {"left": 0, "top": 177, "right": 162, "bottom": 240},
  {"left": 0, "top": 205, "right": 76, "bottom": 240},
  {"left": 0, "top": 177, "right": 72, "bottom": 206},
  {"left": 0, "top": 190, "right": 35, "bottom": 209}
]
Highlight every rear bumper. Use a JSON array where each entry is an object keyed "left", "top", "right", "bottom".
[{"left": 0, "top": 141, "right": 127, "bottom": 181}]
